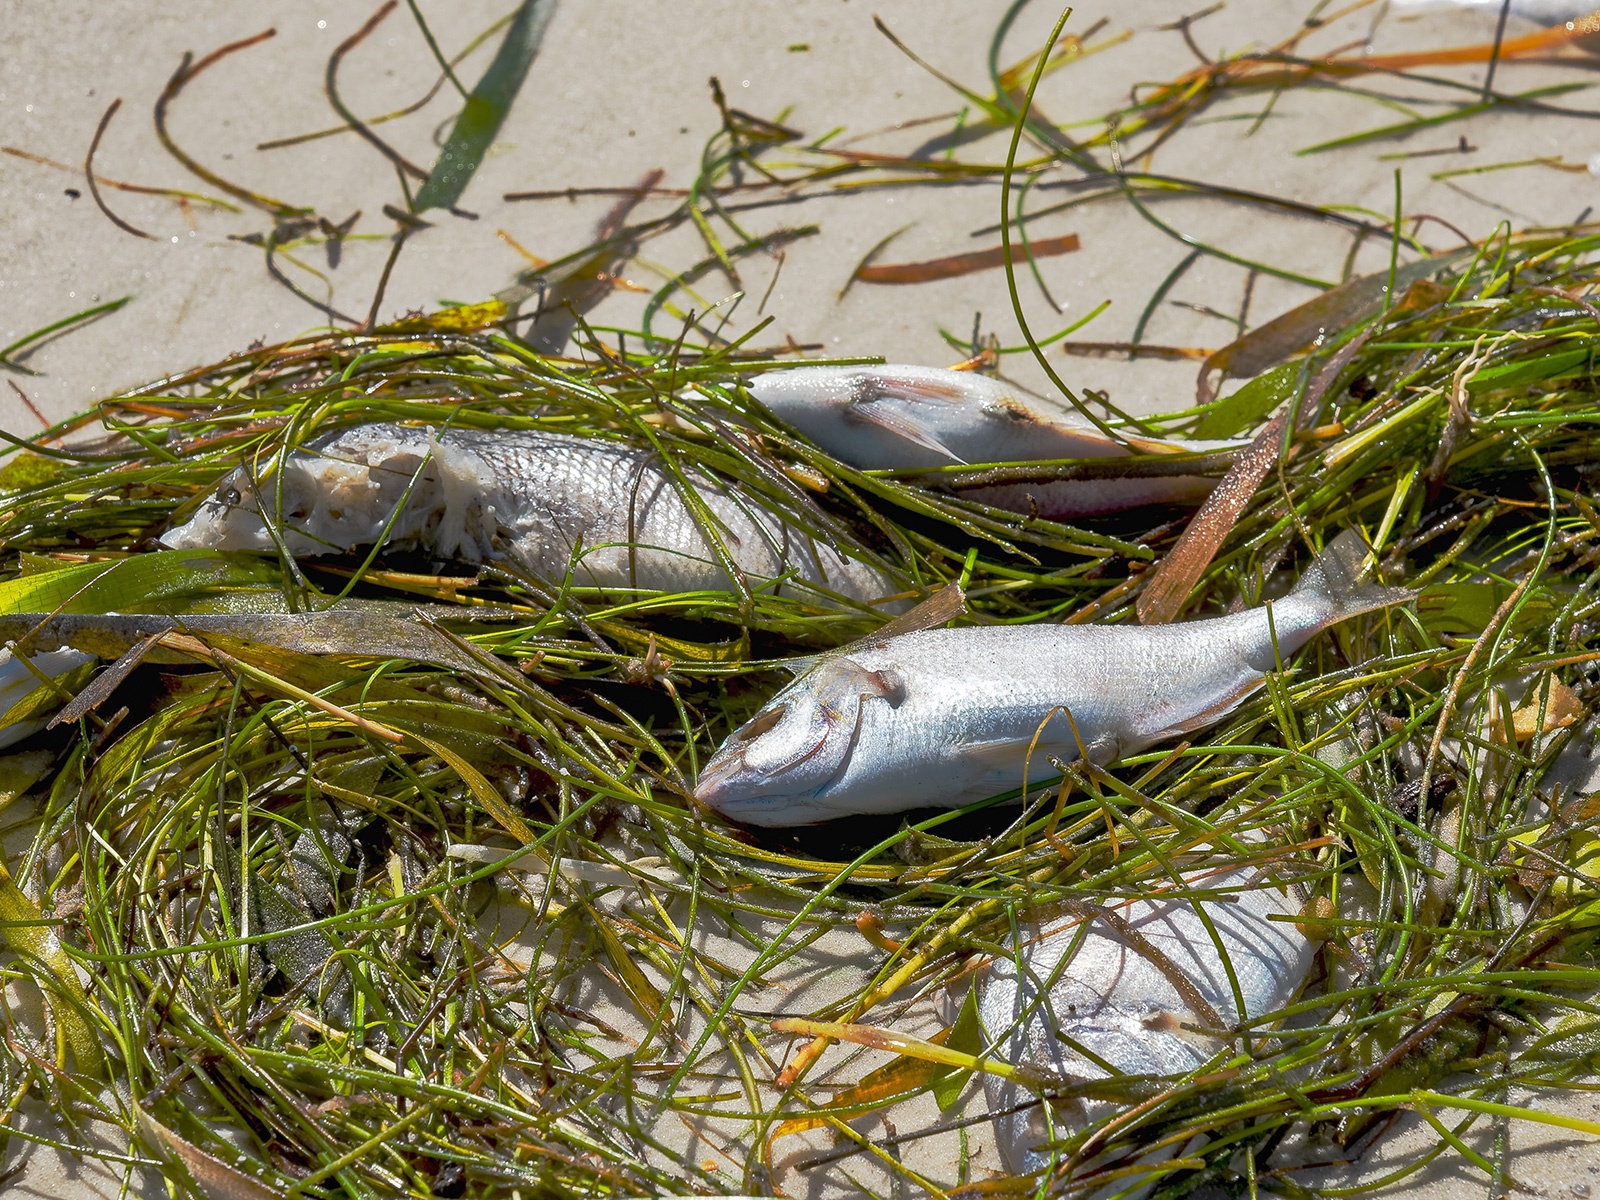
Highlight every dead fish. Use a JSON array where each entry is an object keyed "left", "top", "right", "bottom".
[
  {"left": 746, "top": 365, "right": 1246, "bottom": 518},
  {"left": 162, "top": 423, "right": 902, "bottom": 610},
  {"left": 0, "top": 646, "right": 95, "bottom": 750},
  {"left": 978, "top": 858, "right": 1319, "bottom": 1185},
  {"left": 695, "top": 531, "right": 1407, "bottom": 826}
]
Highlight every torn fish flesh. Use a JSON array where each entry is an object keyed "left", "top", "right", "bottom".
[
  {"left": 695, "top": 531, "right": 1408, "bottom": 825},
  {"left": 162, "top": 423, "right": 902, "bottom": 610},
  {"left": 0, "top": 646, "right": 95, "bottom": 750},
  {"left": 746, "top": 364, "right": 1246, "bottom": 517},
  {"left": 977, "top": 857, "right": 1319, "bottom": 1187}
]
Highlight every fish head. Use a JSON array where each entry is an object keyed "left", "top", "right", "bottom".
[
  {"left": 161, "top": 468, "right": 279, "bottom": 553},
  {"left": 162, "top": 462, "right": 345, "bottom": 554},
  {"left": 162, "top": 431, "right": 429, "bottom": 558},
  {"left": 744, "top": 367, "right": 860, "bottom": 448},
  {"left": 693, "top": 656, "right": 905, "bottom": 826}
]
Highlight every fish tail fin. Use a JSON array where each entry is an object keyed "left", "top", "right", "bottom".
[{"left": 1292, "top": 529, "right": 1412, "bottom": 626}]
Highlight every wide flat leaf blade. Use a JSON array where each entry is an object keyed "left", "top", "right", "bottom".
[
  {"left": 0, "top": 549, "right": 283, "bottom": 616},
  {"left": 1136, "top": 408, "right": 1289, "bottom": 626},
  {"left": 414, "top": 0, "right": 556, "bottom": 211},
  {"left": 931, "top": 983, "right": 983, "bottom": 1111},
  {"left": 1195, "top": 249, "right": 1471, "bottom": 402}
]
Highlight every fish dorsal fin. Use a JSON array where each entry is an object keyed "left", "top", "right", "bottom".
[
  {"left": 869, "top": 579, "right": 967, "bottom": 642},
  {"left": 848, "top": 398, "right": 967, "bottom": 463},
  {"left": 775, "top": 581, "right": 966, "bottom": 676}
]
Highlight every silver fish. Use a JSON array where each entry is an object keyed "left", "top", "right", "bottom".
[
  {"left": 162, "top": 423, "right": 902, "bottom": 610},
  {"left": 0, "top": 646, "right": 95, "bottom": 750},
  {"left": 978, "top": 858, "right": 1318, "bottom": 1186},
  {"left": 694, "top": 532, "right": 1406, "bottom": 826},
  {"left": 746, "top": 365, "right": 1245, "bottom": 518}
]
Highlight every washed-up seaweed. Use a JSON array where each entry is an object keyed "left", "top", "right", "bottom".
[
  {"left": 7, "top": 2, "right": 1600, "bottom": 1197},
  {"left": 2, "top": 221, "right": 1600, "bottom": 1198}
]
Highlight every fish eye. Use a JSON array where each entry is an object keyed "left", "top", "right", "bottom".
[
  {"left": 735, "top": 704, "right": 787, "bottom": 742},
  {"left": 219, "top": 484, "right": 242, "bottom": 506}
]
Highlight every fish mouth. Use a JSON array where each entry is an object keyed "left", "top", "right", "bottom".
[
  {"left": 691, "top": 749, "right": 750, "bottom": 816},
  {"left": 692, "top": 747, "right": 822, "bottom": 826}
]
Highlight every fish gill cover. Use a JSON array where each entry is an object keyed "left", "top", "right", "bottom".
[{"left": 5, "top": 2, "right": 1600, "bottom": 1198}]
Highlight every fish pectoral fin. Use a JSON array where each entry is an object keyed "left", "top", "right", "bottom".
[
  {"left": 777, "top": 653, "right": 822, "bottom": 677},
  {"left": 791, "top": 582, "right": 966, "bottom": 675},
  {"left": 871, "top": 580, "right": 966, "bottom": 641},
  {"left": 861, "top": 666, "right": 906, "bottom": 706},
  {"left": 959, "top": 736, "right": 1073, "bottom": 780},
  {"left": 848, "top": 399, "right": 967, "bottom": 463},
  {"left": 1160, "top": 675, "right": 1265, "bottom": 738},
  {"left": 875, "top": 373, "right": 972, "bottom": 406},
  {"left": 960, "top": 738, "right": 1025, "bottom": 771}
]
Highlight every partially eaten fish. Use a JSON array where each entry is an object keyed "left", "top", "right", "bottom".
[
  {"left": 163, "top": 423, "right": 902, "bottom": 610},
  {"left": 746, "top": 364, "right": 1246, "bottom": 518},
  {"left": 695, "top": 531, "right": 1407, "bottom": 825},
  {"left": 977, "top": 856, "right": 1319, "bottom": 1188}
]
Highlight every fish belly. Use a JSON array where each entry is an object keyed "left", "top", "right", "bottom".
[
  {"left": 961, "top": 474, "right": 1220, "bottom": 519},
  {"left": 978, "top": 866, "right": 1317, "bottom": 1184}
]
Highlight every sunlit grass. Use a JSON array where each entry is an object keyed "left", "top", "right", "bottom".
[{"left": 1, "top": 220, "right": 1600, "bottom": 1197}]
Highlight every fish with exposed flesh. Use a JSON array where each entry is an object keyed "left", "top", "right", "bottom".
[
  {"left": 694, "top": 532, "right": 1407, "bottom": 825},
  {"left": 162, "top": 423, "right": 902, "bottom": 610},
  {"left": 746, "top": 365, "right": 1246, "bottom": 518},
  {"left": 977, "top": 857, "right": 1319, "bottom": 1187}
]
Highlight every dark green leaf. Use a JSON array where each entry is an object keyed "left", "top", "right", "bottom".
[
  {"left": 1418, "top": 582, "right": 1558, "bottom": 635},
  {"left": 1466, "top": 346, "right": 1594, "bottom": 392},
  {"left": 0, "top": 549, "right": 282, "bottom": 616},
  {"left": 413, "top": 0, "right": 556, "bottom": 211},
  {"left": 0, "top": 453, "right": 65, "bottom": 493},
  {"left": 931, "top": 981, "right": 984, "bottom": 1112}
]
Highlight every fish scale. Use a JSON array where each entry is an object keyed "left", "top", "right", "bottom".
[
  {"left": 695, "top": 531, "right": 1410, "bottom": 825},
  {"left": 977, "top": 861, "right": 1319, "bottom": 1186},
  {"left": 162, "top": 423, "right": 902, "bottom": 609}
]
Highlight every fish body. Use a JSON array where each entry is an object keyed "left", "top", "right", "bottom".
[
  {"left": 695, "top": 533, "right": 1405, "bottom": 825},
  {"left": 978, "top": 861, "right": 1318, "bottom": 1183},
  {"left": 162, "top": 424, "right": 901, "bottom": 610},
  {"left": 746, "top": 365, "right": 1244, "bottom": 517},
  {"left": 0, "top": 646, "right": 95, "bottom": 750}
]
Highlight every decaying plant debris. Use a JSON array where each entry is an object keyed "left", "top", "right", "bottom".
[
  {"left": 9, "top": 2, "right": 1600, "bottom": 1198},
  {"left": 1, "top": 220, "right": 1600, "bottom": 1198}
]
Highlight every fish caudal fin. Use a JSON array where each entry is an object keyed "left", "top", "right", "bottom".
[{"left": 1292, "top": 529, "right": 1413, "bottom": 626}]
